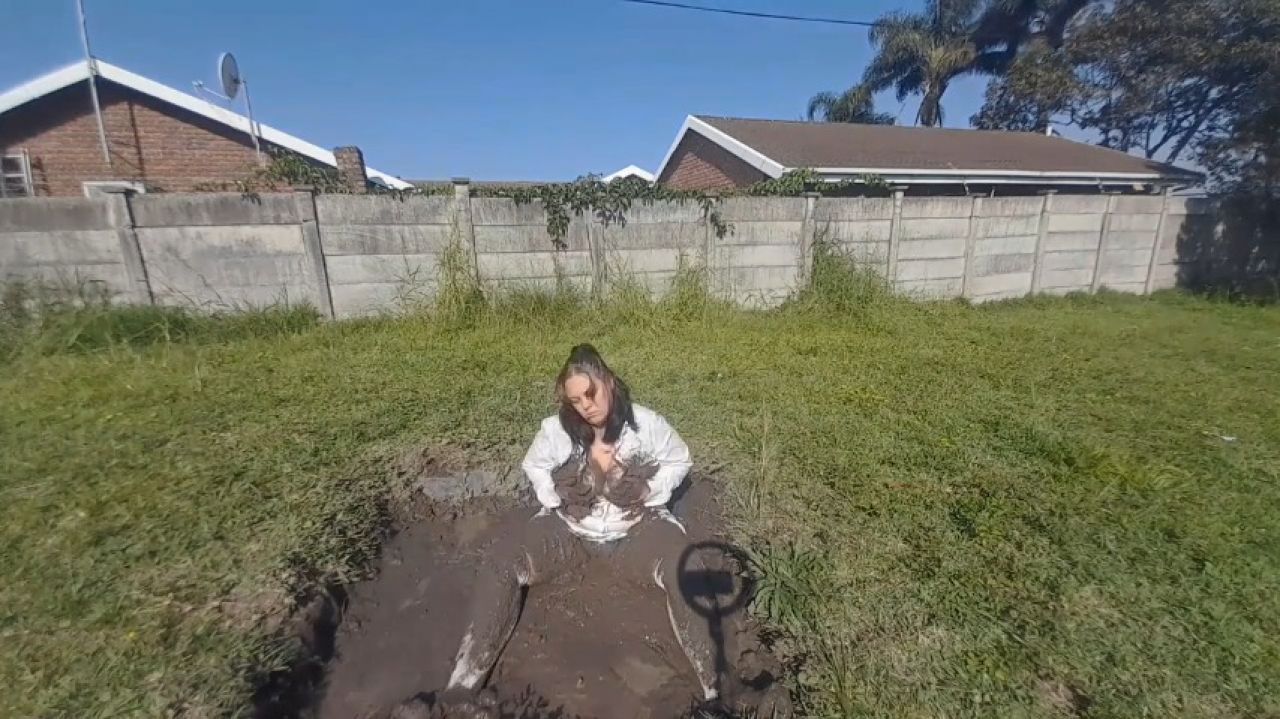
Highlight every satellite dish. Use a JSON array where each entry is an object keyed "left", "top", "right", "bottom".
[{"left": 218, "top": 52, "right": 242, "bottom": 100}]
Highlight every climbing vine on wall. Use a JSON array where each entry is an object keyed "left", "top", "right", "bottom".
[
  {"left": 384, "top": 170, "right": 888, "bottom": 249},
  {"left": 224, "top": 152, "right": 890, "bottom": 249},
  {"left": 476, "top": 176, "right": 728, "bottom": 249},
  {"left": 196, "top": 148, "right": 347, "bottom": 194}
]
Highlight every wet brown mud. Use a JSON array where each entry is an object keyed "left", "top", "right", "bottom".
[{"left": 313, "top": 478, "right": 790, "bottom": 719}]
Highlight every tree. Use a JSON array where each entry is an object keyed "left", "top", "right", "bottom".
[
  {"left": 971, "top": 44, "right": 1079, "bottom": 132},
  {"left": 971, "top": 0, "right": 1095, "bottom": 56},
  {"left": 974, "top": 0, "right": 1279, "bottom": 172},
  {"left": 859, "top": 0, "right": 993, "bottom": 126},
  {"left": 806, "top": 85, "right": 895, "bottom": 125}
]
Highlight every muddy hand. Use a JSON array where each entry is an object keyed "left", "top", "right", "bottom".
[
  {"left": 560, "top": 502, "right": 594, "bottom": 520},
  {"left": 604, "top": 461, "right": 658, "bottom": 508},
  {"left": 550, "top": 457, "right": 594, "bottom": 506}
]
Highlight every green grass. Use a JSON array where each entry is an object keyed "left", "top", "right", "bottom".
[{"left": 2, "top": 257, "right": 1279, "bottom": 718}]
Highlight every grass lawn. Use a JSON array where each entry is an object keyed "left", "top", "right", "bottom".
[{"left": 2, "top": 265, "right": 1279, "bottom": 718}]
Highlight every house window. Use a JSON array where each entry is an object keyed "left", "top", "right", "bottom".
[
  {"left": 1, "top": 150, "right": 34, "bottom": 198},
  {"left": 82, "top": 181, "right": 146, "bottom": 197}
]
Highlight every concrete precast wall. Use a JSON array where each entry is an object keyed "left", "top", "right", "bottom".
[{"left": 0, "top": 185, "right": 1227, "bottom": 316}]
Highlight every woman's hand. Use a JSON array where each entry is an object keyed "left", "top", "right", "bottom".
[
  {"left": 550, "top": 457, "right": 595, "bottom": 510},
  {"left": 603, "top": 460, "right": 658, "bottom": 509}
]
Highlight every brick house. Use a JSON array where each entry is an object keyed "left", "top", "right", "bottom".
[
  {"left": 0, "top": 59, "right": 409, "bottom": 197},
  {"left": 656, "top": 115, "right": 1200, "bottom": 195}
]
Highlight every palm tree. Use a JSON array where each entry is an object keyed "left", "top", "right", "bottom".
[
  {"left": 806, "top": 85, "right": 896, "bottom": 124},
  {"left": 859, "top": 0, "right": 992, "bottom": 127}
]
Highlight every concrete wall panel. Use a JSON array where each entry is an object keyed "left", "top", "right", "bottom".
[
  {"left": 320, "top": 224, "right": 453, "bottom": 256},
  {"left": 973, "top": 253, "right": 1035, "bottom": 276},
  {"left": 897, "top": 236, "right": 967, "bottom": 260},
  {"left": 1044, "top": 232, "right": 1102, "bottom": 252},
  {"left": 901, "top": 197, "right": 972, "bottom": 218},
  {"left": 316, "top": 194, "right": 452, "bottom": 226},
  {"left": 0, "top": 197, "right": 113, "bottom": 232},
  {"left": 975, "top": 234, "right": 1037, "bottom": 256},
  {"left": 132, "top": 193, "right": 299, "bottom": 227},
  {"left": 970, "top": 271, "right": 1032, "bottom": 298},
  {"left": 895, "top": 277, "right": 963, "bottom": 298},
  {"left": 896, "top": 257, "right": 965, "bottom": 281},
  {"left": 900, "top": 217, "right": 970, "bottom": 241}
]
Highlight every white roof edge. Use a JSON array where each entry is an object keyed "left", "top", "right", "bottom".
[
  {"left": 818, "top": 175, "right": 1169, "bottom": 187},
  {"left": 0, "top": 59, "right": 412, "bottom": 190},
  {"left": 655, "top": 115, "right": 786, "bottom": 182},
  {"left": 602, "top": 164, "right": 655, "bottom": 182},
  {"left": 812, "top": 167, "right": 1171, "bottom": 181}
]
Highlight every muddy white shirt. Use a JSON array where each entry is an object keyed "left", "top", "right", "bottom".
[{"left": 521, "top": 404, "right": 692, "bottom": 542}]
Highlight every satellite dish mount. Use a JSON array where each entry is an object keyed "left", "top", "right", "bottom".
[{"left": 207, "top": 52, "right": 263, "bottom": 164}]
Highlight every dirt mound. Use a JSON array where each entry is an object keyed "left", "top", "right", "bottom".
[{"left": 314, "top": 476, "right": 790, "bottom": 719}]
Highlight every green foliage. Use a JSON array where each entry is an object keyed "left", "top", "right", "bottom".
[
  {"left": 745, "top": 542, "right": 828, "bottom": 634},
  {"left": 193, "top": 148, "right": 347, "bottom": 194},
  {"left": 974, "top": 0, "right": 1280, "bottom": 178},
  {"left": 972, "top": 42, "right": 1080, "bottom": 131},
  {"left": 806, "top": 85, "right": 896, "bottom": 125},
  {"left": 857, "top": 0, "right": 994, "bottom": 127},
  {"left": 475, "top": 175, "right": 728, "bottom": 249},
  {"left": 740, "top": 168, "right": 889, "bottom": 197},
  {"left": 256, "top": 148, "right": 347, "bottom": 192},
  {"left": 812, "top": 0, "right": 1098, "bottom": 129},
  {"left": 788, "top": 235, "right": 895, "bottom": 313},
  {"left": 0, "top": 280, "right": 318, "bottom": 362},
  {"left": 398, "top": 171, "right": 886, "bottom": 249}
]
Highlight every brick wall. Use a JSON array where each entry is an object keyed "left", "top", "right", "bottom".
[
  {"left": 657, "top": 130, "right": 768, "bottom": 190},
  {"left": 0, "top": 79, "right": 270, "bottom": 196}
]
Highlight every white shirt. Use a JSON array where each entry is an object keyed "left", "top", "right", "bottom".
[{"left": 521, "top": 404, "right": 692, "bottom": 542}]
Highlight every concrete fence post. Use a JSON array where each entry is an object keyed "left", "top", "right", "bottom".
[
  {"left": 102, "top": 188, "right": 153, "bottom": 305},
  {"left": 293, "top": 186, "right": 335, "bottom": 319},
  {"left": 961, "top": 195, "right": 982, "bottom": 298},
  {"left": 1091, "top": 194, "right": 1119, "bottom": 293},
  {"left": 798, "top": 191, "right": 820, "bottom": 286},
  {"left": 1030, "top": 190, "right": 1056, "bottom": 294},
  {"left": 1143, "top": 187, "right": 1172, "bottom": 294},
  {"left": 451, "top": 178, "right": 480, "bottom": 285},
  {"left": 703, "top": 192, "right": 719, "bottom": 294},
  {"left": 586, "top": 217, "right": 606, "bottom": 297},
  {"left": 887, "top": 187, "right": 906, "bottom": 284}
]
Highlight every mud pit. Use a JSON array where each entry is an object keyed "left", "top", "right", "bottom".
[{"left": 314, "top": 472, "right": 790, "bottom": 719}]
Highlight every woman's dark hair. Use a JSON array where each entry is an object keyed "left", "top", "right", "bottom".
[{"left": 555, "top": 343, "right": 636, "bottom": 451}]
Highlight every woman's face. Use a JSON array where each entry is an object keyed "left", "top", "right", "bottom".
[{"left": 563, "top": 372, "right": 611, "bottom": 428}]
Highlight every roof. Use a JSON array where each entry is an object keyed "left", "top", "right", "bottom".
[
  {"left": 0, "top": 59, "right": 411, "bottom": 190},
  {"left": 602, "top": 165, "right": 655, "bottom": 182},
  {"left": 657, "top": 115, "right": 1200, "bottom": 187}
]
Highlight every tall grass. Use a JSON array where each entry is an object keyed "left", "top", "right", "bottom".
[{"left": 0, "top": 280, "right": 319, "bottom": 362}]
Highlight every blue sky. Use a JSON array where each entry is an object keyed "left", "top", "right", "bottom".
[{"left": 1, "top": 0, "right": 992, "bottom": 181}]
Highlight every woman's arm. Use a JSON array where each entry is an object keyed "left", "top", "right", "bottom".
[
  {"left": 642, "top": 412, "right": 692, "bottom": 508},
  {"left": 521, "top": 419, "right": 569, "bottom": 510}
]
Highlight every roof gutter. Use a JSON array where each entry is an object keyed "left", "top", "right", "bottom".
[{"left": 813, "top": 168, "right": 1191, "bottom": 187}]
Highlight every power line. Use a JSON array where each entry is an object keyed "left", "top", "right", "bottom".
[{"left": 616, "top": 0, "right": 878, "bottom": 27}]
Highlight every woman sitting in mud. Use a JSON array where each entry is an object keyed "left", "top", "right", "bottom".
[{"left": 424, "top": 343, "right": 719, "bottom": 715}]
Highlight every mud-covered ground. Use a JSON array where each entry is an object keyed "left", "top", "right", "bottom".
[{"left": 314, "top": 473, "right": 790, "bottom": 719}]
